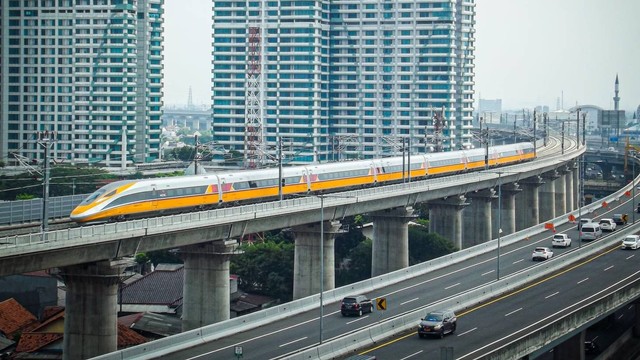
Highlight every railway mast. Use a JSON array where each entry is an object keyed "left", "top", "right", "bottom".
[{"left": 243, "top": 1, "right": 267, "bottom": 169}]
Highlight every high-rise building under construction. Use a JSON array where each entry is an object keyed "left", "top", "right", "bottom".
[{"left": 211, "top": 0, "right": 475, "bottom": 165}]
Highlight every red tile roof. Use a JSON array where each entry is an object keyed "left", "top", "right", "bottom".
[
  {"left": 42, "top": 306, "right": 65, "bottom": 321},
  {"left": 0, "top": 298, "right": 39, "bottom": 340},
  {"left": 15, "top": 332, "right": 62, "bottom": 353},
  {"left": 14, "top": 310, "right": 147, "bottom": 354},
  {"left": 117, "top": 323, "right": 148, "bottom": 348}
]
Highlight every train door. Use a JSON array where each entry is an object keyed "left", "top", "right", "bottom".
[
  {"left": 303, "top": 168, "right": 312, "bottom": 191},
  {"left": 150, "top": 184, "right": 158, "bottom": 208}
]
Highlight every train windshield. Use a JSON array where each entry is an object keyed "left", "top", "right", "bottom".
[{"left": 79, "top": 181, "right": 133, "bottom": 205}]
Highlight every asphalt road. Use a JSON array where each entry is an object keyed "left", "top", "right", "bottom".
[{"left": 166, "top": 185, "right": 639, "bottom": 360}]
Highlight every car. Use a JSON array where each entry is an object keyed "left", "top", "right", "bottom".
[
  {"left": 532, "top": 247, "right": 554, "bottom": 261},
  {"left": 577, "top": 218, "right": 592, "bottom": 230},
  {"left": 340, "top": 295, "right": 373, "bottom": 316},
  {"left": 612, "top": 213, "right": 628, "bottom": 226},
  {"left": 417, "top": 310, "right": 457, "bottom": 338},
  {"left": 621, "top": 235, "right": 640, "bottom": 250},
  {"left": 598, "top": 218, "right": 616, "bottom": 232},
  {"left": 552, "top": 234, "right": 571, "bottom": 247}
]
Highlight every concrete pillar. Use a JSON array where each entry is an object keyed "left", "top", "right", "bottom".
[
  {"left": 539, "top": 171, "right": 559, "bottom": 222},
  {"left": 370, "top": 207, "right": 415, "bottom": 277},
  {"left": 565, "top": 164, "right": 575, "bottom": 212},
  {"left": 516, "top": 176, "right": 542, "bottom": 230},
  {"left": 292, "top": 221, "right": 342, "bottom": 299},
  {"left": 463, "top": 189, "right": 496, "bottom": 247},
  {"left": 492, "top": 182, "right": 521, "bottom": 238},
  {"left": 553, "top": 330, "right": 585, "bottom": 360},
  {"left": 59, "top": 259, "right": 132, "bottom": 360},
  {"left": 180, "top": 241, "right": 238, "bottom": 331},
  {"left": 428, "top": 196, "right": 468, "bottom": 249},
  {"left": 554, "top": 169, "right": 567, "bottom": 216}
]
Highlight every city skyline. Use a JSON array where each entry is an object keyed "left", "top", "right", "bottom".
[{"left": 164, "top": 0, "right": 640, "bottom": 112}]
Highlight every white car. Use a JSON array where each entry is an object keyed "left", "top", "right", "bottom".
[
  {"left": 552, "top": 234, "right": 571, "bottom": 248},
  {"left": 532, "top": 247, "right": 554, "bottom": 261},
  {"left": 621, "top": 235, "right": 640, "bottom": 250},
  {"left": 598, "top": 218, "right": 616, "bottom": 232}
]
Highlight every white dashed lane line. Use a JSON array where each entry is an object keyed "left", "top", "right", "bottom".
[
  {"left": 505, "top": 308, "right": 523, "bottom": 317},
  {"left": 457, "top": 327, "right": 477, "bottom": 337},
  {"left": 545, "top": 291, "right": 559, "bottom": 299},
  {"left": 279, "top": 337, "right": 307, "bottom": 348}
]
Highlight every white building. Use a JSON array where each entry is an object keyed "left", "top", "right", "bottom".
[
  {"left": 0, "top": 0, "right": 164, "bottom": 169},
  {"left": 211, "top": 0, "right": 475, "bottom": 162}
]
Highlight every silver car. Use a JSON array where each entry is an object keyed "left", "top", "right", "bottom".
[{"left": 417, "top": 310, "right": 457, "bottom": 338}]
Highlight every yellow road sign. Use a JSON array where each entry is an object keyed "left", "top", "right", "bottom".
[{"left": 376, "top": 297, "right": 387, "bottom": 311}]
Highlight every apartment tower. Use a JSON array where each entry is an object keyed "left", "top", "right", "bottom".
[
  {"left": 0, "top": 0, "right": 164, "bottom": 169},
  {"left": 211, "top": 0, "right": 475, "bottom": 164}
]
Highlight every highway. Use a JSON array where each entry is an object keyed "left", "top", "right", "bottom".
[{"left": 157, "top": 180, "right": 638, "bottom": 359}]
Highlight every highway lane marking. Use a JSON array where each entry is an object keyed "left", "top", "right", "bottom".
[
  {"left": 545, "top": 291, "right": 559, "bottom": 299},
  {"left": 358, "top": 244, "right": 622, "bottom": 356},
  {"left": 445, "top": 283, "right": 460, "bottom": 290},
  {"left": 513, "top": 259, "right": 524, "bottom": 264},
  {"left": 618, "top": 313, "right": 624, "bottom": 320},
  {"left": 325, "top": 310, "right": 340, "bottom": 317},
  {"left": 453, "top": 244, "right": 620, "bottom": 318},
  {"left": 186, "top": 314, "right": 323, "bottom": 359},
  {"left": 458, "top": 270, "right": 640, "bottom": 359},
  {"left": 504, "top": 308, "right": 522, "bottom": 317},
  {"left": 278, "top": 336, "right": 308, "bottom": 348},
  {"left": 401, "top": 298, "right": 419, "bottom": 306},
  {"left": 481, "top": 270, "right": 494, "bottom": 276},
  {"left": 399, "top": 350, "right": 423, "bottom": 359},
  {"left": 346, "top": 316, "right": 370, "bottom": 325},
  {"left": 604, "top": 265, "right": 614, "bottom": 271},
  {"left": 577, "top": 277, "right": 589, "bottom": 284},
  {"left": 457, "top": 327, "right": 477, "bottom": 336},
  {"left": 626, "top": 254, "right": 635, "bottom": 259}
]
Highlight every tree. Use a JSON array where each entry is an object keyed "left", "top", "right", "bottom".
[
  {"left": 336, "top": 238, "right": 372, "bottom": 286},
  {"left": 408, "top": 225, "right": 457, "bottom": 265},
  {"left": 230, "top": 238, "right": 295, "bottom": 302}
]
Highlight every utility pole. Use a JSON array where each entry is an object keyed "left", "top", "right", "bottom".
[
  {"left": 533, "top": 109, "right": 537, "bottom": 158},
  {"left": 278, "top": 136, "right": 283, "bottom": 201},
  {"left": 582, "top": 113, "right": 587, "bottom": 146},
  {"left": 37, "top": 131, "right": 57, "bottom": 233},
  {"left": 194, "top": 133, "right": 201, "bottom": 175},
  {"left": 561, "top": 118, "right": 565, "bottom": 154},
  {"left": 543, "top": 113, "right": 548, "bottom": 146}
]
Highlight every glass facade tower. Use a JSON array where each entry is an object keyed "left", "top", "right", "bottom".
[
  {"left": 0, "top": 0, "right": 164, "bottom": 169},
  {"left": 211, "top": 0, "right": 475, "bottom": 163}
]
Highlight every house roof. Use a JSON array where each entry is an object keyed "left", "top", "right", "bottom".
[
  {"left": 118, "top": 312, "right": 181, "bottom": 338},
  {"left": 117, "top": 323, "right": 148, "bottom": 348},
  {"left": 14, "top": 311, "right": 147, "bottom": 354},
  {"left": 0, "top": 298, "right": 39, "bottom": 339},
  {"left": 121, "top": 267, "right": 184, "bottom": 306}
]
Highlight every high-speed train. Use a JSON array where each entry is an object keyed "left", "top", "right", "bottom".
[{"left": 70, "top": 142, "right": 535, "bottom": 223}]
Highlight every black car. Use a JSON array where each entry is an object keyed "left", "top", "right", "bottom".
[
  {"left": 417, "top": 310, "right": 457, "bottom": 338},
  {"left": 612, "top": 213, "right": 628, "bottom": 225},
  {"left": 340, "top": 295, "right": 373, "bottom": 316}
]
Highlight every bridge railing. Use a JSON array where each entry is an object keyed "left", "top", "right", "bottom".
[{"left": 0, "top": 139, "right": 582, "bottom": 255}]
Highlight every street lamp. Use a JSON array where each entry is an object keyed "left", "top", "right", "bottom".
[{"left": 497, "top": 172, "right": 502, "bottom": 280}]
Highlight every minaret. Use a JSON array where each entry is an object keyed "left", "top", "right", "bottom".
[{"left": 613, "top": 74, "right": 620, "bottom": 111}]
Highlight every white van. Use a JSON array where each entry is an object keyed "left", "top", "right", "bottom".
[{"left": 580, "top": 223, "right": 602, "bottom": 241}]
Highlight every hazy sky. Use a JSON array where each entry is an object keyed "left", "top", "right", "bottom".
[{"left": 164, "top": 0, "right": 640, "bottom": 112}]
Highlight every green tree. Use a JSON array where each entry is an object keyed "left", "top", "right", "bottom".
[
  {"left": 230, "top": 239, "right": 295, "bottom": 302},
  {"left": 408, "top": 225, "right": 457, "bottom": 265},
  {"left": 336, "top": 238, "right": 372, "bottom": 286},
  {"left": 16, "top": 193, "right": 35, "bottom": 200}
]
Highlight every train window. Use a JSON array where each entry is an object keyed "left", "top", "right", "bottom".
[
  {"left": 104, "top": 190, "right": 117, "bottom": 198},
  {"left": 234, "top": 182, "right": 249, "bottom": 190},
  {"left": 80, "top": 188, "right": 107, "bottom": 205},
  {"left": 249, "top": 181, "right": 257, "bottom": 188}
]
